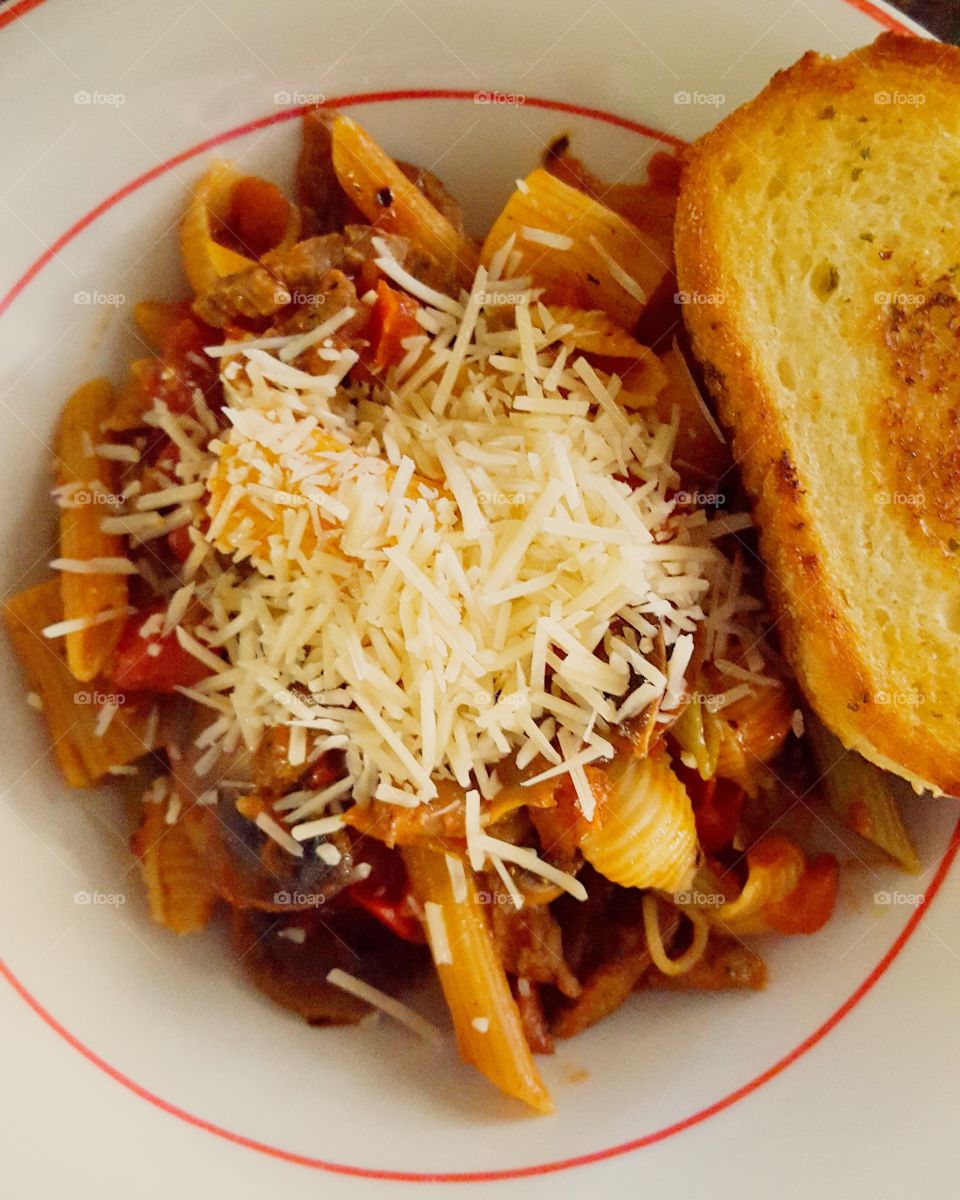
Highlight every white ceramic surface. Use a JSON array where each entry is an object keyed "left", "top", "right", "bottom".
[{"left": 1, "top": 1, "right": 956, "bottom": 1198}]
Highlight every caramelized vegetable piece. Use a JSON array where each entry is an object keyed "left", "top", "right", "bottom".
[
  {"left": 683, "top": 771, "right": 744, "bottom": 855},
  {"left": 806, "top": 714, "right": 920, "bottom": 872},
  {"left": 56, "top": 378, "right": 129, "bottom": 681},
  {"left": 552, "top": 918, "right": 653, "bottom": 1039},
  {"left": 297, "top": 108, "right": 366, "bottom": 233},
  {"left": 643, "top": 938, "right": 767, "bottom": 990},
  {"left": 231, "top": 906, "right": 426, "bottom": 1025},
  {"left": 107, "top": 309, "right": 222, "bottom": 432}
]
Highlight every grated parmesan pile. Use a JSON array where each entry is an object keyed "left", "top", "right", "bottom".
[
  {"left": 60, "top": 237, "right": 769, "bottom": 887},
  {"left": 166, "top": 238, "right": 743, "bottom": 821}
]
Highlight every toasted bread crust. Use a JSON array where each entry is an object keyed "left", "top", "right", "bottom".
[{"left": 676, "top": 34, "right": 960, "bottom": 794}]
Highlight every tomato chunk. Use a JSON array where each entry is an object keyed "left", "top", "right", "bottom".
[
  {"left": 106, "top": 604, "right": 214, "bottom": 693},
  {"left": 694, "top": 776, "right": 745, "bottom": 855},
  {"left": 364, "top": 280, "right": 421, "bottom": 370},
  {"left": 349, "top": 840, "right": 424, "bottom": 943},
  {"left": 766, "top": 854, "right": 839, "bottom": 935},
  {"left": 166, "top": 524, "right": 195, "bottom": 564}
]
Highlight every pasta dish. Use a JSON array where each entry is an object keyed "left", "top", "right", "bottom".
[{"left": 5, "top": 108, "right": 920, "bottom": 1113}]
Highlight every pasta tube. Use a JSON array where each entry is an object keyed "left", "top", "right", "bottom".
[
  {"left": 56, "top": 378, "right": 129, "bottom": 681},
  {"left": 402, "top": 845, "right": 553, "bottom": 1114},
  {"left": 131, "top": 792, "right": 219, "bottom": 933},
  {"left": 180, "top": 161, "right": 257, "bottom": 294},
  {"left": 331, "top": 115, "right": 478, "bottom": 287},
  {"left": 4, "top": 579, "right": 152, "bottom": 787},
  {"left": 481, "top": 169, "right": 668, "bottom": 328}
]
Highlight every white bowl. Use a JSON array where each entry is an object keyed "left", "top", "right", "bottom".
[{"left": 2, "top": 1, "right": 958, "bottom": 1197}]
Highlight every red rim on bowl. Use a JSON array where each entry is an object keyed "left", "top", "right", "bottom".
[{"left": 0, "top": 0, "right": 944, "bottom": 1182}]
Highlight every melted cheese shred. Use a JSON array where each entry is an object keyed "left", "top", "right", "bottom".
[{"left": 182, "top": 251, "right": 725, "bottom": 853}]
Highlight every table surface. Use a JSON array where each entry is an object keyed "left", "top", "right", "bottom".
[{"left": 894, "top": 0, "right": 960, "bottom": 39}]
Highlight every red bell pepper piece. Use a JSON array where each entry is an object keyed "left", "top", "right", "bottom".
[
  {"left": 106, "top": 604, "right": 214, "bottom": 693},
  {"left": 349, "top": 839, "right": 424, "bottom": 943}
]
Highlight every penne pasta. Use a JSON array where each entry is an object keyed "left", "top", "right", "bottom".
[
  {"left": 481, "top": 169, "right": 668, "bottom": 329},
  {"left": 806, "top": 715, "right": 920, "bottom": 872},
  {"left": 532, "top": 304, "right": 666, "bottom": 366},
  {"left": 180, "top": 160, "right": 257, "bottom": 294},
  {"left": 402, "top": 844, "right": 553, "bottom": 1114},
  {"left": 4, "top": 579, "right": 152, "bottom": 787},
  {"left": 579, "top": 750, "right": 698, "bottom": 894},
  {"left": 56, "top": 378, "right": 129, "bottom": 682},
  {"left": 330, "top": 115, "right": 478, "bottom": 288}
]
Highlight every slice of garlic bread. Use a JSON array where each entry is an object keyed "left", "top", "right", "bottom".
[{"left": 675, "top": 34, "right": 960, "bottom": 795}]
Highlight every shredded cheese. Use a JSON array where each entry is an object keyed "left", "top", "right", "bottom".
[
  {"left": 326, "top": 968, "right": 443, "bottom": 1043},
  {"left": 123, "top": 249, "right": 751, "bottom": 889}
]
